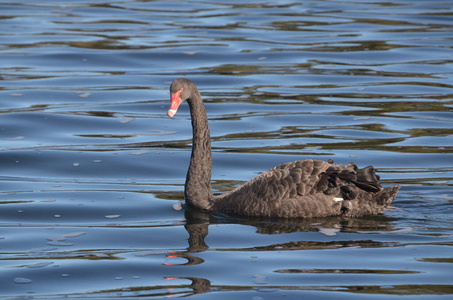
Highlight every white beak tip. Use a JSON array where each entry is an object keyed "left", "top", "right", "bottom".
[{"left": 168, "top": 109, "right": 177, "bottom": 118}]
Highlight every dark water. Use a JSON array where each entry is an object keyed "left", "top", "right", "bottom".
[{"left": 1, "top": 0, "right": 452, "bottom": 299}]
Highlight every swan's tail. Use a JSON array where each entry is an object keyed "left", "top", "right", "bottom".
[
  {"left": 341, "top": 185, "right": 400, "bottom": 217},
  {"left": 323, "top": 162, "right": 400, "bottom": 217}
]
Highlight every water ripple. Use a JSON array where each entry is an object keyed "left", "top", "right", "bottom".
[{"left": 0, "top": 0, "right": 452, "bottom": 299}]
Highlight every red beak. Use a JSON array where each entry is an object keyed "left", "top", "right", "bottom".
[{"left": 168, "top": 89, "right": 183, "bottom": 118}]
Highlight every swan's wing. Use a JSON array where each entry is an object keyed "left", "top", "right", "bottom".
[
  {"left": 251, "top": 159, "right": 331, "bottom": 200},
  {"left": 213, "top": 159, "right": 334, "bottom": 217},
  {"left": 213, "top": 159, "right": 399, "bottom": 218}
]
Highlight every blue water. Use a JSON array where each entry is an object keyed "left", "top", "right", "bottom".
[{"left": 1, "top": 1, "right": 452, "bottom": 299}]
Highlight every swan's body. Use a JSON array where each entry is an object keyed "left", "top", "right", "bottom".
[{"left": 168, "top": 78, "right": 400, "bottom": 218}]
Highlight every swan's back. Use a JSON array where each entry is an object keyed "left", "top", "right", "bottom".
[{"left": 212, "top": 159, "right": 399, "bottom": 218}]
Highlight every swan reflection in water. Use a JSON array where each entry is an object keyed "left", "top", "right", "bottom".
[{"left": 162, "top": 207, "right": 397, "bottom": 297}]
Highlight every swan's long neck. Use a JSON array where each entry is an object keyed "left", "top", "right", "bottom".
[{"left": 184, "top": 89, "right": 213, "bottom": 210}]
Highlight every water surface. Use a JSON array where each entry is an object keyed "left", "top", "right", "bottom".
[{"left": 1, "top": 1, "right": 452, "bottom": 299}]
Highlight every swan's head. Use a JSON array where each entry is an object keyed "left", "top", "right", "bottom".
[{"left": 168, "top": 78, "right": 193, "bottom": 118}]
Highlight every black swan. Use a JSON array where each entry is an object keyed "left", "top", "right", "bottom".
[{"left": 167, "top": 78, "right": 400, "bottom": 218}]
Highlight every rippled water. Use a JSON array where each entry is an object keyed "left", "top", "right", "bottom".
[{"left": 1, "top": 1, "right": 452, "bottom": 299}]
